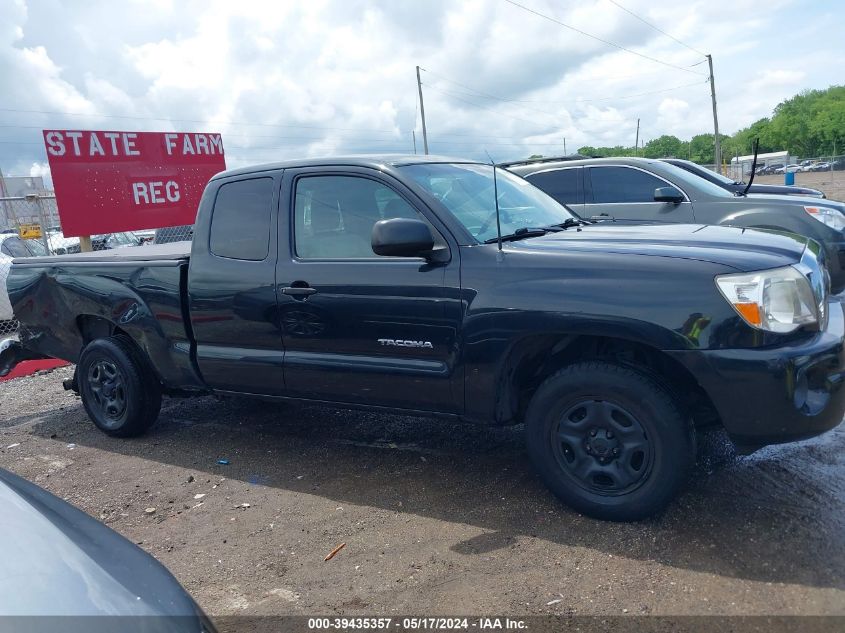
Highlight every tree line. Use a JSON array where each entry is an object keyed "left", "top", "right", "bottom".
[{"left": 569, "top": 85, "right": 845, "bottom": 164}]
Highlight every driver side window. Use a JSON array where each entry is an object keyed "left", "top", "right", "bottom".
[{"left": 294, "top": 175, "right": 443, "bottom": 259}]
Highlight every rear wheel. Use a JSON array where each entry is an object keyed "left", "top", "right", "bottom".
[
  {"left": 78, "top": 336, "right": 162, "bottom": 437},
  {"left": 525, "top": 361, "right": 694, "bottom": 521}
]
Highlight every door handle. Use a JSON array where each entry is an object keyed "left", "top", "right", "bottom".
[{"left": 282, "top": 285, "right": 317, "bottom": 298}]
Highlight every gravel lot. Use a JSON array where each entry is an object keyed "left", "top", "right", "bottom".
[
  {"left": 1, "top": 365, "right": 844, "bottom": 619},
  {"left": 754, "top": 171, "right": 845, "bottom": 201}
]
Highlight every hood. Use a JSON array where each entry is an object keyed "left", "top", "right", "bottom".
[
  {"left": 0, "top": 468, "right": 204, "bottom": 622},
  {"left": 747, "top": 183, "right": 824, "bottom": 197},
  {"left": 746, "top": 193, "right": 845, "bottom": 211},
  {"left": 508, "top": 223, "right": 808, "bottom": 272}
]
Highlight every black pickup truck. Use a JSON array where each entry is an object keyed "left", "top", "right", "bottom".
[{"left": 3, "top": 156, "right": 844, "bottom": 521}]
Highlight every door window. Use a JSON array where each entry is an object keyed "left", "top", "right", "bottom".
[
  {"left": 210, "top": 177, "right": 274, "bottom": 261},
  {"left": 525, "top": 168, "right": 582, "bottom": 205},
  {"left": 589, "top": 166, "right": 674, "bottom": 203},
  {"left": 294, "top": 175, "right": 441, "bottom": 259}
]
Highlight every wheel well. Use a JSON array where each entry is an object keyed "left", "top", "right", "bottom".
[
  {"left": 77, "top": 315, "right": 130, "bottom": 345},
  {"left": 498, "top": 334, "right": 721, "bottom": 430}
]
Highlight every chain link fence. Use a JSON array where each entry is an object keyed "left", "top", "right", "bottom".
[
  {"left": 0, "top": 194, "right": 194, "bottom": 339},
  {"left": 700, "top": 155, "right": 845, "bottom": 201}
]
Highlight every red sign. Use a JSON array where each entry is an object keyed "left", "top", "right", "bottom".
[{"left": 43, "top": 130, "right": 226, "bottom": 237}]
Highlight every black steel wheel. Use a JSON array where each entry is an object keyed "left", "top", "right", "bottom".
[
  {"left": 525, "top": 361, "right": 694, "bottom": 521},
  {"left": 86, "top": 360, "right": 128, "bottom": 424},
  {"left": 78, "top": 335, "right": 162, "bottom": 437},
  {"left": 553, "top": 399, "right": 652, "bottom": 496}
]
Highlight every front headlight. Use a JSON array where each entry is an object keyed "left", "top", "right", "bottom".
[
  {"left": 804, "top": 205, "right": 845, "bottom": 230},
  {"left": 715, "top": 266, "right": 819, "bottom": 333}
]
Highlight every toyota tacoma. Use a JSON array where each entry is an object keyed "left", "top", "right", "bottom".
[{"left": 2, "top": 156, "right": 843, "bottom": 521}]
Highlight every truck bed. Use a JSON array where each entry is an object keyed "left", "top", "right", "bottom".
[
  {"left": 6, "top": 240, "right": 202, "bottom": 391},
  {"left": 13, "top": 242, "right": 191, "bottom": 266}
]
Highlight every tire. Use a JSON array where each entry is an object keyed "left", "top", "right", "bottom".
[
  {"left": 77, "top": 335, "right": 162, "bottom": 437},
  {"left": 525, "top": 361, "right": 694, "bottom": 521}
]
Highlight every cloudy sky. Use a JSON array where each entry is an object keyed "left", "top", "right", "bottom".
[{"left": 1, "top": 0, "right": 843, "bottom": 186}]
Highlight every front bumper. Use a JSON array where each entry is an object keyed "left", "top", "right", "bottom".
[{"left": 667, "top": 300, "right": 845, "bottom": 451}]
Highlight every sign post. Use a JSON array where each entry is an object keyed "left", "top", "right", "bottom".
[{"left": 42, "top": 130, "right": 226, "bottom": 240}]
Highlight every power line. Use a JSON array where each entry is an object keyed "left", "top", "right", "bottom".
[
  {"left": 501, "top": 0, "right": 706, "bottom": 75},
  {"left": 0, "top": 107, "right": 397, "bottom": 134},
  {"left": 423, "top": 85, "right": 556, "bottom": 128},
  {"left": 423, "top": 68, "right": 707, "bottom": 106},
  {"left": 0, "top": 121, "right": 589, "bottom": 143},
  {"left": 607, "top": 0, "right": 706, "bottom": 57},
  {"left": 425, "top": 83, "right": 563, "bottom": 120},
  {"left": 0, "top": 137, "right": 574, "bottom": 149}
]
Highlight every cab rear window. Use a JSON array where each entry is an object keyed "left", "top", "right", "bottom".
[{"left": 209, "top": 178, "right": 274, "bottom": 261}]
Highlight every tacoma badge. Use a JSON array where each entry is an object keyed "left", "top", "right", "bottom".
[{"left": 378, "top": 338, "right": 433, "bottom": 349}]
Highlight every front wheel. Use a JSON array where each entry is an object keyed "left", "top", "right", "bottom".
[
  {"left": 525, "top": 361, "right": 694, "bottom": 521},
  {"left": 78, "top": 336, "right": 162, "bottom": 437}
]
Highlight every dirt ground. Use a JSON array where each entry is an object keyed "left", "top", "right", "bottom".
[
  {"left": 1, "top": 366, "right": 844, "bottom": 619},
  {"left": 754, "top": 171, "right": 845, "bottom": 201}
]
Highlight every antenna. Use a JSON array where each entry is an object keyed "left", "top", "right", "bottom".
[
  {"left": 485, "top": 150, "right": 503, "bottom": 251},
  {"left": 742, "top": 138, "right": 759, "bottom": 196}
]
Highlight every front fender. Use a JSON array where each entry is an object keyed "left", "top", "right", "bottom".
[
  {"left": 458, "top": 246, "right": 792, "bottom": 424},
  {"left": 716, "top": 205, "right": 825, "bottom": 241}
]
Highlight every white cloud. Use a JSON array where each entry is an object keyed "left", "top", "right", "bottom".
[
  {"left": 28, "top": 161, "right": 50, "bottom": 186},
  {"left": 0, "top": 0, "right": 842, "bottom": 175}
]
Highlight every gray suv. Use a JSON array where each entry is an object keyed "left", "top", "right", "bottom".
[{"left": 505, "top": 157, "right": 845, "bottom": 292}]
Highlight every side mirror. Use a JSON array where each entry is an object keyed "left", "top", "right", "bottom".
[
  {"left": 372, "top": 218, "right": 434, "bottom": 257},
  {"left": 654, "top": 186, "right": 684, "bottom": 204}
]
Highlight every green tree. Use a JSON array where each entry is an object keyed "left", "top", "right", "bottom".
[
  {"left": 571, "top": 85, "right": 844, "bottom": 162},
  {"left": 642, "top": 135, "right": 684, "bottom": 158}
]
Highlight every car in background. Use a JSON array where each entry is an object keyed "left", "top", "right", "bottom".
[
  {"left": 760, "top": 163, "right": 784, "bottom": 175},
  {"left": 48, "top": 230, "right": 141, "bottom": 254},
  {"left": 134, "top": 228, "right": 157, "bottom": 244},
  {"left": 662, "top": 158, "right": 825, "bottom": 198},
  {"left": 810, "top": 162, "right": 832, "bottom": 172},
  {"left": 0, "top": 468, "right": 216, "bottom": 631},
  {"left": 1, "top": 233, "right": 49, "bottom": 324},
  {"left": 777, "top": 164, "right": 803, "bottom": 174},
  {"left": 504, "top": 156, "right": 845, "bottom": 292}
]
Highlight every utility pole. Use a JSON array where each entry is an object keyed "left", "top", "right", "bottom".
[
  {"left": 416, "top": 66, "right": 429, "bottom": 155},
  {"left": 563, "top": 138, "right": 567, "bottom": 155},
  {"left": 412, "top": 131, "right": 417, "bottom": 155},
  {"left": 707, "top": 54, "right": 721, "bottom": 172},
  {"left": 0, "top": 166, "right": 8, "bottom": 229},
  {"left": 635, "top": 118, "right": 640, "bottom": 156}
]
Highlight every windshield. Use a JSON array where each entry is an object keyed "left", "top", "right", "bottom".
[
  {"left": 680, "top": 160, "right": 737, "bottom": 185},
  {"left": 24, "top": 238, "right": 49, "bottom": 256},
  {"left": 400, "top": 163, "right": 576, "bottom": 242},
  {"left": 657, "top": 161, "right": 737, "bottom": 198}
]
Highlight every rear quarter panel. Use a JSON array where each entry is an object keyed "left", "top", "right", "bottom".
[{"left": 7, "top": 260, "right": 204, "bottom": 390}]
